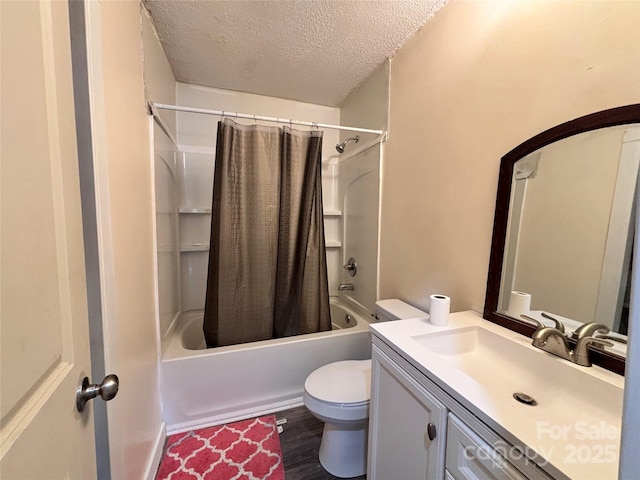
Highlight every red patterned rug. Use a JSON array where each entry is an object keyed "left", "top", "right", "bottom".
[{"left": 155, "top": 415, "right": 285, "bottom": 480}]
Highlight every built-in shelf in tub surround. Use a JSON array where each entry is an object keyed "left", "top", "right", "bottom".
[
  {"left": 178, "top": 208, "right": 341, "bottom": 215},
  {"left": 180, "top": 244, "right": 209, "bottom": 252},
  {"left": 179, "top": 207, "right": 211, "bottom": 214},
  {"left": 323, "top": 210, "right": 342, "bottom": 250},
  {"left": 368, "top": 312, "right": 624, "bottom": 480}
]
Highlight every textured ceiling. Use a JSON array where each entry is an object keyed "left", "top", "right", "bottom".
[{"left": 144, "top": 0, "right": 448, "bottom": 106}]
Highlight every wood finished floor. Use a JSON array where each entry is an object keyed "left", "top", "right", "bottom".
[{"left": 276, "top": 406, "right": 367, "bottom": 480}]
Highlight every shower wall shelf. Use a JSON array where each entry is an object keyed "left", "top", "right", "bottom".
[
  {"left": 180, "top": 244, "right": 209, "bottom": 252},
  {"left": 180, "top": 240, "right": 340, "bottom": 249},
  {"left": 323, "top": 210, "right": 342, "bottom": 249},
  {"left": 179, "top": 208, "right": 339, "bottom": 215},
  {"left": 179, "top": 208, "right": 211, "bottom": 214}
]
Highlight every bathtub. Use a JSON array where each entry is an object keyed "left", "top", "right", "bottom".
[{"left": 161, "top": 296, "right": 373, "bottom": 434}]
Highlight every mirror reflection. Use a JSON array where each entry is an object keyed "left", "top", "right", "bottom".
[{"left": 497, "top": 123, "right": 640, "bottom": 358}]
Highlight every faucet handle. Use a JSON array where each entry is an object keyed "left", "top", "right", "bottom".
[
  {"left": 571, "top": 323, "right": 610, "bottom": 340},
  {"left": 573, "top": 336, "right": 614, "bottom": 366},
  {"left": 343, "top": 257, "right": 357, "bottom": 277},
  {"left": 520, "top": 314, "right": 545, "bottom": 330},
  {"left": 541, "top": 312, "right": 565, "bottom": 333},
  {"left": 521, "top": 313, "right": 567, "bottom": 334}
]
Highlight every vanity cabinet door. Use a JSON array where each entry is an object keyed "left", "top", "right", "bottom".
[
  {"left": 446, "top": 414, "right": 528, "bottom": 480},
  {"left": 368, "top": 345, "right": 448, "bottom": 480}
]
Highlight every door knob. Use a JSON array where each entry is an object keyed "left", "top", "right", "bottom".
[{"left": 76, "top": 374, "right": 119, "bottom": 412}]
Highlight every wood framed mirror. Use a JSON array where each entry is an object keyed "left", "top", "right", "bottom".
[{"left": 484, "top": 104, "right": 640, "bottom": 375}]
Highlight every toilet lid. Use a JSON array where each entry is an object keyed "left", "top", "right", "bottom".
[{"left": 305, "top": 360, "right": 371, "bottom": 404}]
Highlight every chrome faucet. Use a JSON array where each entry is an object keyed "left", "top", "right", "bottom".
[{"left": 338, "top": 283, "right": 354, "bottom": 291}]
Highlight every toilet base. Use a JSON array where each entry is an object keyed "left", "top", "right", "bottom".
[{"left": 318, "top": 420, "right": 368, "bottom": 478}]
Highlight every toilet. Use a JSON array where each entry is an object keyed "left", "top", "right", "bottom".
[{"left": 303, "top": 299, "right": 428, "bottom": 478}]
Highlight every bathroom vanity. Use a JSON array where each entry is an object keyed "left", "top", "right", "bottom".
[{"left": 367, "top": 311, "right": 624, "bottom": 480}]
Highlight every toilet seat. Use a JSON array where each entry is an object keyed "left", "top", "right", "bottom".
[
  {"left": 305, "top": 395, "right": 369, "bottom": 408},
  {"left": 304, "top": 360, "right": 371, "bottom": 405}
]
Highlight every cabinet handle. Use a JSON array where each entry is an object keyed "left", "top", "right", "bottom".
[{"left": 427, "top": 422, "right": 437, "bottom": 441}]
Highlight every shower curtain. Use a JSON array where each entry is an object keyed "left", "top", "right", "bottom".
[{"left": 203, "top": 118, "right": 331, "bottom": 347}]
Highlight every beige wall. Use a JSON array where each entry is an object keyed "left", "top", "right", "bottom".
[
  {"left": 381, "top": 0, "right": 640, "bottom": 314},
  {"left": 99, "top": 1, "right": 165, "bottom": 478},
  {"left": 141, "top": 8, "right": 175, "bottom": 106},
  {"left": 340, "top": 60, "right": 390, "bottom": 134},
  {"left": 142, "top": 6, "right": 177, "bottom": 137}
]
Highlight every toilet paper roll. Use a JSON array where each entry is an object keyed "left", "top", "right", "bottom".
[
  {"left": 508, "top": 291, "right": 531, "bottom": 319},
  {"left": 429, "top": 294, "right": 450, "bottom": 326}
]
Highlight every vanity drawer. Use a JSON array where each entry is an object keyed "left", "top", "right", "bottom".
[{"left": 446, "top": 414, "right": 527, "bottom": 480}]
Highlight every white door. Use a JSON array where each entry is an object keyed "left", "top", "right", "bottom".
[{"left": 1, "top": 0, "right": 98, "bottom": 477}]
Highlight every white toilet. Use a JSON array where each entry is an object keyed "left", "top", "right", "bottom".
[{"left": 303, "top": 299, "right": 428, "bottom": 478}]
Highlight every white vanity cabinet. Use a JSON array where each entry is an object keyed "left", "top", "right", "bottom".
[
  {"left": 368, "top": 340, "right": 553, "bottom": 480},
  {"left": 368, "top": 344, "right": 447, "bottom": 479}
]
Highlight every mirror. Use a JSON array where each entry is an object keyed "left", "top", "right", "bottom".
[
  {"left": 484, "top": 104, "right": 640, "bottom": 375},
  {"left": 501, "top": 124, "right": 639, "bottom": 335}
]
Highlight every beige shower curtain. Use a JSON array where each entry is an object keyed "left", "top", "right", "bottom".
[{"left": 203, "top": 119, "right": 331, "bottom": 347}]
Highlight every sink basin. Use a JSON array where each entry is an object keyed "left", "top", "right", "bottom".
[{"left": 411, "top": 326, "right": 623, "bottom": 431}]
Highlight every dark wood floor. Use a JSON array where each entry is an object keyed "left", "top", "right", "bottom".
[{"left": 276, "top": 406, "right": 367, "bottom": 480}]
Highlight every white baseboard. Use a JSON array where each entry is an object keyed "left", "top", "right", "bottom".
[
  {"left": 144, "top": 421, "right": 166, "bottom": 480},
  {"left": 166, "top": 398, "right": 304, "bottom": 435}
]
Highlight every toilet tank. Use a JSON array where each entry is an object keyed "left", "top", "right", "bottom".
[{"left": 374, "top": 299, "right": 428, "bottom": 322}]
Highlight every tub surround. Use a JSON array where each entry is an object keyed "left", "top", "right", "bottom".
[
  {"left": 161, "top": 296, "right": 372, "bottom": 434},
  {"left": 369, "top": 312, "right": 623, "bottom": 480}
]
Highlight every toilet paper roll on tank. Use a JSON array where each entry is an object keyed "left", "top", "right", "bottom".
[
  {"left": 507, "top": 291, "right": 531, "bottom": 318},
  {"left": 429, "top": 294, "right": 450, "bottom": 326}
]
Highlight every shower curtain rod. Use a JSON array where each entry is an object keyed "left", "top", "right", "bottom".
[{"left": 149, "top": 101, "right": 388, "bottom": 137}]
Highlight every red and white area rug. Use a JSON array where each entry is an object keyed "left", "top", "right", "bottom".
[{"left": 155, "top": 415, "right": 285, "bottom": 480}]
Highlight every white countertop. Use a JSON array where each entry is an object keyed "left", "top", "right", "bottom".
[{"left": 370, "top": 311, "right": 624, "bottom": 480}]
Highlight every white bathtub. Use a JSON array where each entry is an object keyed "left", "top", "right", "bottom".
[{"left": 161, "top": 296, "right": 373, "bottom": 434}]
